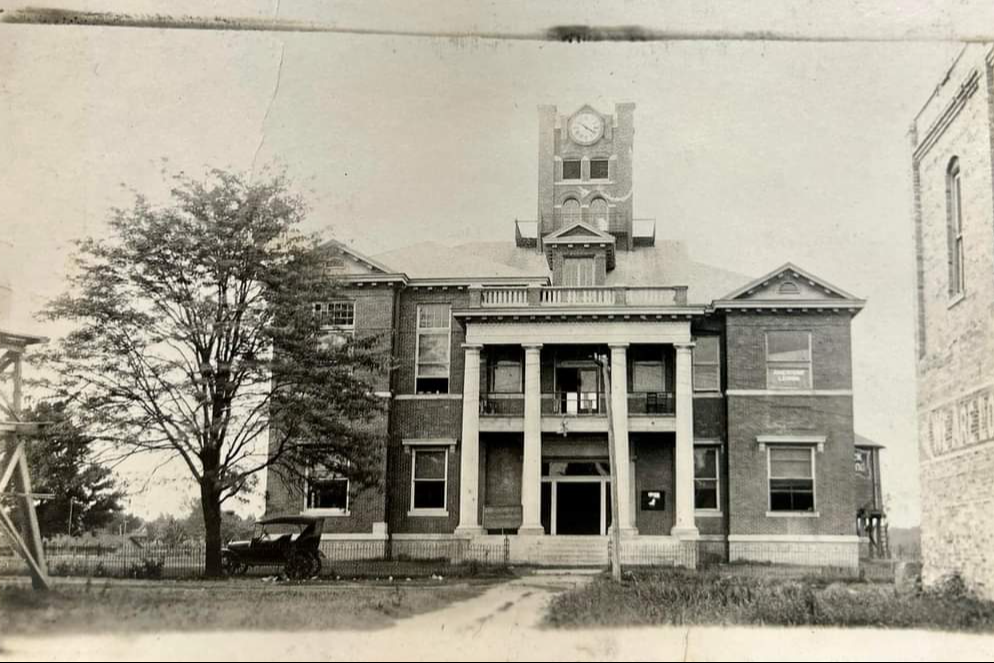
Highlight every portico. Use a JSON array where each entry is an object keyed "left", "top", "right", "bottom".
[{"left": 453, "top": 319, "right": 700, "bottom": 543}]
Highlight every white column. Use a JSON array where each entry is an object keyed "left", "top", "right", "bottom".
[
  {"left": 519, "top": 343, "right": 544, "bottom": 535},
  {"left": 609, "top": 343, "right": 637, "bottom": 535},
  {"left": 455, "top": 344, "right": 484, "bottom": 536},
  {"left": 672, "top": 342, "right": 699, "bottom": 539}
]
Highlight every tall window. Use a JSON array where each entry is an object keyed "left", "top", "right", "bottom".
[
  {"left": 589, "top": 197, "right": 609, "bottom": 231},
  {"left": 562, "top": 256, "right": 596, "bottom": 286},
  {"left": 947, "top": 157, "right": 965, "bottom": 297},
  {"left": 692, "top": 336, "right": 721, "bottom": 392},
  {"left": 768, "top": 446, "right": 815, "bottom": 512},
  {"left": 561, "top": 198, "right": 582, "bottom": 226},
  {"left": 410, "top": 448, "right": 448, "bottom": 513},
  {"left": 694, "top": 446, "right": 720, "bottom": 511},
  {"left": 562, "top": 160, "right": 581, "bottom": 181},
  {"left": 589, "top": 159, "right": 609, "bottom": 180},
  {"left": 314, "top": 301, "right": 355, "bottom": 350},
  {"left": 487, "top": 347, "right": 523, "bottom": 393},
  {"left": 305, "top": 463, "right": 349, "bottom": 514},
  {"left": 415, "top": 304, "right": 451, "bottom": 393},
  {"left": 766, "top": 330, "right": 812, "bottom": 390}
]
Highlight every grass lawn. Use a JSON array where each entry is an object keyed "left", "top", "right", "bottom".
[
  {"left": 545, "top": 568, "right": 994, "bottom": 632},
  {"left": 0, "top": 576, "right": 496, "bottom": 635}
]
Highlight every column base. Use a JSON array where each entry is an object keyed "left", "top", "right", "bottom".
[
  {"left": 517, "top": 525, "right": 545, "bottom": 536},
  {"left": 618, "top": 526, "right": 640, "bottom": 538},
  {"left": 454, "top": 526, "right": 485, "bottom": 538},
  {"left": 670, "top": 526, "right": 700, "bottom": 541}
]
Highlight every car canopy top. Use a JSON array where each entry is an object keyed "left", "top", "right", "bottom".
[{"left": 257, "top": 515, "right": 324, "bottom": 527}]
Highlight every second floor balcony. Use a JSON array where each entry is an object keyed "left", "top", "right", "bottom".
[
  {"left": 479, "top": 390, "right": 675, "bottom": 418},
  {"left": 471, "top": 285, "right": 689, "bottom": 309}
]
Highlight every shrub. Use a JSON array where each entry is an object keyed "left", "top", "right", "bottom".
[{"left": 127, "top": 558, "right": 164, "bottom": 580}]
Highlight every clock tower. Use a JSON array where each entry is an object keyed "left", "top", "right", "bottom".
[{"left": 536, "top": 102, "right": 641, "bottom": 249}]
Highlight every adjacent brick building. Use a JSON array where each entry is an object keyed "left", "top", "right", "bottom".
[
  {"left": 266, "top": 102, "right": 870, "bottom": 568},
  {"left": 912, "top": 44, "right": 994, "bottom": 597}
]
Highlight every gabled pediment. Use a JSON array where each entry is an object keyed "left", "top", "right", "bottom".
[
  {"left": 543, "top": 221, "right": 616, "bottom": 243},
  {"left": 715, "top": 263, "right": 865, "bottom": 312},
  {"left": 319, "top": 240, "right": 403, "bottom": 279}
]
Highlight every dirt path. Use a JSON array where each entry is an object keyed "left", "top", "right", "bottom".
[{"left": 3, "top": 574, "right": 994, "bottom": 661}]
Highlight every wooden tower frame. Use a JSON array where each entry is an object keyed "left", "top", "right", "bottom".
[{"left": 0, "top": 328, "right": 50, "bottom": 590}]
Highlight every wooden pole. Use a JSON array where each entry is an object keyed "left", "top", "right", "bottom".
[
  {"left": 0, "top": 348, "right": 50, "bottom": 590},
  {"left": 600, "top": 355, "right": 622, "bottom": 582}
]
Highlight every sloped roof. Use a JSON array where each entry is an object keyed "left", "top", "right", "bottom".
[
  {"left": 372, "top": 240, "right": 751, "bottom": 303},
  {"left": 855, "top": 433, "right": 885, "bottom": 449}
]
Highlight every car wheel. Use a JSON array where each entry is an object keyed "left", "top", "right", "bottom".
[
  {"left": 222, "top": 553, "right": 247, "bottom": 577},
  {"left": 285, "top": 552, "right": 309, "bottom": 581},
  {"left": 307, "top": 550, "right": 322, "bottom": 578}
]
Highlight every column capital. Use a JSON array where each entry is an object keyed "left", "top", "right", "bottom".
[
  {"left": 462, "top": 343, "right": 484, "bottom": 351},
  {"left": 522, "top": 343, "right": 543, "bottom": 352},
  {"left": 674, "top": 341, "right": 696, "bottom": 352},
  {"left": 607, "top": 342, "right": 629, "bottom": 350}
]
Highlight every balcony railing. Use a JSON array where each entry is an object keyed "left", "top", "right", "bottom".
[
  {"left": 627, "top": 392, "right": 676, "bottom": 416},
  {"left": 479, "top": 394, "right": 525, "bottom": 416},
  {"left": 544, "top": 392, "right": 606, "bottom": 416},
  {"left": 480, "top": 391, "right": 676, "bottom": 417},
  {"left": 472, "top": 285, "right": 688, "bottom": 308}
]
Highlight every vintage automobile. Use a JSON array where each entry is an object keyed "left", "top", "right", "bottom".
[{"left": 221, "top": 515, "right": 324, "bottom": 579}]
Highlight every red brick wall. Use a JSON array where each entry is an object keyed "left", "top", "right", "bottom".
[
  {"left": 725, "top": 313, "right": 853, "bottom": 391},
  {"left": 724, "top": 312, "right": 856, "bottom": 537}
]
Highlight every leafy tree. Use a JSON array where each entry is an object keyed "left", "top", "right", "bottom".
[
  {"left": 21, "top": 401, "right": 124, "bottom": 537},
  {"left": 41, "top": 169, "right": 388, "bottom": 575}
]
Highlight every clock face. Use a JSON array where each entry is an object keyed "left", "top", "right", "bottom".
[{"left": 569, "top": 111, "right": 604, "bottom": 145}]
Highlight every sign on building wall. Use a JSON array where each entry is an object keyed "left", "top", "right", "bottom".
[
  {"left": 640, "top": 490, "right": 665, "bottom": 511},
  {"left": 921, "top": 383, "right": 994, "bottom": 461},
  {"left": 769, "top": 368, "right": 808, "bottom": 388},
  {"left": 854, "top": 449, "right": 869, "bottom": 476}
]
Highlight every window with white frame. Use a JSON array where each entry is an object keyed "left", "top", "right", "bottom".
[
  {"left": 947, "top": 157, "right": 965, "bottom": 297},
  {"left": 766, "top": 330, "right": 812, "bottom": 390},
  {"left": 410, "top": 448, "right": 447, "bottom": 512},
  {"left": 314, "top": 301, "right": 355, "bottom": 327},
  {"left": 314, "top": 301, "right": 356, "bottom": 350},
  {"left": 768, "top": 446, "right": 815, "bottom": 512},
  {"left": 692, "top": 336, "right": 720, "bottom": 392},
  {"left": 415, "top": 304, "right": 451, "bottom": 393},
  {"left": 693, "top": 446, "right": 720, "bottom": 511},
  {"left": 304, "top": 463, "right": 349, "bottom": 514}
]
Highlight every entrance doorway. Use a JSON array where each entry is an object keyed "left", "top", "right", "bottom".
[{"left": 540, "top": 460, "right": 612, "bottom": 535}]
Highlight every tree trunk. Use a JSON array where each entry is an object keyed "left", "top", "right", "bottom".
[{"left": 201, "top": 483, "right": 224, "bottom": 578}]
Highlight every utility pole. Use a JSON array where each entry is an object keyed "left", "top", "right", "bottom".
[{"left": 597, "top": 353, "right": 622, "bottom": 582}]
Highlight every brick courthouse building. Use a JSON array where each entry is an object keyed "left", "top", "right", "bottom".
[
  {"left": 912, "top": 44, "right": 994, "bottom": 596},
  {"left": 266, "top": 103, "right": 869, "bottom": 568}
]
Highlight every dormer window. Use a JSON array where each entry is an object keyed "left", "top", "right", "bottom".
[
  {"left": 562, "top": 160, "right": 581, "bottom": 180},
  {"left": 589, "top": 159, "right": 609, "bottom": 180}
]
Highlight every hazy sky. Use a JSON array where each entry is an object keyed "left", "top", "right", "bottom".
[{"left": 2, "top": 1, "right": 987, "bottom": 526}]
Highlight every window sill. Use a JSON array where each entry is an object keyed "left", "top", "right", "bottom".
[
  {"left": 303, "top": 509, "right": 350, "bottom": 518},
  {"left": 407, "top": 509, "right": 449, "bottom": 518},
  {"left": 948, "top": 292, "right": 966, "bottom": 309},
  {"left": 694, "top": 510, "right": 723, "bottom": 518},
  {"left": 766, "top": 511, "right": 819, "bottom": 518},
  {"left": 396, "top": 394, "right": 461, "bottom": 400}
]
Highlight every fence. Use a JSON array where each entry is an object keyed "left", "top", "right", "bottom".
[{"left": 0, "top": 538, "right": 887, "bottom": 582}]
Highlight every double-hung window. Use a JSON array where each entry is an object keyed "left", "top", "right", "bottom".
[
  {"left": 692, "top": 336, "right": 721, "bottom": 392},
  {"left": 410, "top": 448, "right": 448, "bottom": 514},
  {"left": 305, "top": 463, "right": 349, "bottom": 515},
  {"left": 766, "top": 330, "right": 812, "bottom": 390},
  {"left": 314, "top": 301, "right": 355, "bottom": 350},
  {"left": 768, "top": 447, "right": 815, "bottom": 512},
  {"left": 693, "top": 446, "right": 720, "bottom": 511},
  {"left": 415, "top": 304, "right": 451, "bottom": 393}
]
